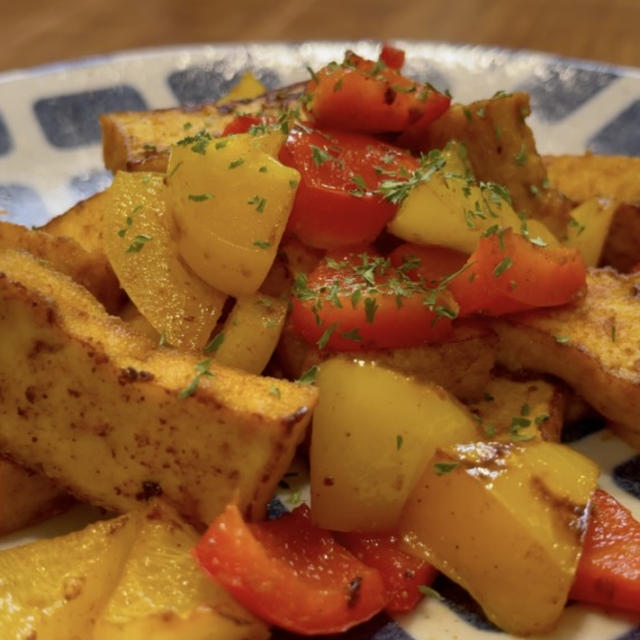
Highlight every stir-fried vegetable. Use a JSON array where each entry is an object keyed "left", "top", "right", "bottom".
[{"left": 1, "top": 41, "right": 639, "bottom": 640}]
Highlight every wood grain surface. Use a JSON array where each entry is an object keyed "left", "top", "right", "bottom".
[{"left": 1, "top": 0, "right": 639, "bottom": 73}]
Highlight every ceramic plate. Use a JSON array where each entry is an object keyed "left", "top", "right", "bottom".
[{"left": 0, "top": 41, "right": 639, "bottom": 640}]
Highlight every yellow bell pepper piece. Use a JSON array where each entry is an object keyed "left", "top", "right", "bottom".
[{"left": 167, "top": 132, "right": 300, "bottom": 297}]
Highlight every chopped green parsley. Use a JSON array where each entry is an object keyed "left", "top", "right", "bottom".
[
  {"left": 179, "top": 359, "right": 214, "bottom": 398},
  {"left": 188, "top": 193, "right": 213, "bottom": 202},
  {"left": 493, "top": 257, "right": 513, "bottom": 277},
  {"left": 316, "top": 323, "right": 338, "bottom": 349},
  {"left": 434, "top": 461, "right": 459, "bottom": 476},
  {"left": 310, "top": 144, "right": 331, "bottom": 166},
  {"left": 341, "top": 327, "right": 362, "bottom": 342},
  {"left": 269, "top": 385, "right": 281, "bottom": 399},
  {"left": 248, "top": 195, "right": 267, "bottom": 212},
  {"left": 204, "top": 332, "right": 225, "bottom": 353},
  {"left": 167, "top": 160, "right": 183, "bottom": 179},
  {"left": 297, "top": 365, "right": 319, "bottom": 385},
  {"left": 125, "top": 234, "right": 152, "bottom": 253},
  {"left": 514, "top": 143, "right": 527, "bottom": 166},
  {"left": 176, "top": 129, "right": 212, "bottom": 155},
  {"left": 419, "top": 585, "right": 444, "bottom": 600}
]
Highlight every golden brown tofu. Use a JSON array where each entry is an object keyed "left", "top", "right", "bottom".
[
  {"left": 0, "top": 220, "right": 122, "bottom": 313},
  {"left": 492, "top": 268, "right": 640, "bottom": 449},
  {"left": 42, "top": 188, "right": 111, "bottom": 255},
  {"left": 101, "top": 84, "right": 305, "bottom": 174},
  {"left": 600, "top": 203, "right": 640, "bottom": 272},
  {"left": 411, "top": 92, "right": 572, "bottom": 237},
  {"left": 0, "top": 456, "right": 73, "bottom": 536},
  {"left": 467, "top": 375, "right": 564, "bottom": 443},
  {"left": 260, "top": 236, "right": 324, "bottom": 299},
  {"left": 0, "top": 248, "right": 317, "bottom": 524},
  {"left": 545, "top": 153, "right": 640, "bottom": 204},
  {"left": 277, "top": 319, "right": 497, "bottom": 402},
  {"left": 545, "top": 153, "right": 640, "bottom": 272}
]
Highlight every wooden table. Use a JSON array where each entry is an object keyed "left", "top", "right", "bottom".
[{"left": 2, "top": 0, "right": 639, "bottom": 73}]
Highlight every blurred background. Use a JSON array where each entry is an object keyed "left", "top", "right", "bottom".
[{"left": 2, "top": 0, "right": 639, "bottom": 73}]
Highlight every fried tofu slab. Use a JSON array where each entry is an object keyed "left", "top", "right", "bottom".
[
  {"left": 0, "top": 249, "right": 316, "bottom": 524},
  {"left": 492, "top": 268, "right": 640, "bottom": 448},
  {"left": 0, "top": 219, "right": 122, "bottom": 314},
  {"left": 276, "top": 319, "right": 497, "bottom": 402},
  {"left": 600, "top": 203, "right": 640, "bottom": 273},
  {"left": 410, "top": 92, "right": 572, "bottom": 237},
  {"left": 0, "top": 456, "right": 72, "bottom": 535},
  {"left": 545, "top": 153, "right": 640, "bottom": 272},
  {"left": 467, "top": 376, "right": 564, "bottom": 443},
  {"left": 545, "top": 153, "right": 640, "bottom": 204},
  {"left": 42, "top": 188, "right": 111, "bottom": 255},
  {"left": 101, "top": 83, "right": 305, "bottom": 174}
]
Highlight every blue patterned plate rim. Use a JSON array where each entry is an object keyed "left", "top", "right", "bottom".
[{"left": 2, "top": 39, "right": 640, "bottom": 83}]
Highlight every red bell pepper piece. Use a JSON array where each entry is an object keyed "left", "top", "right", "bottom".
[
  {"left": 389, "top": 242, "right": 469, "bottom": 288},
  {"left": 336, "top": 531, "right": 438, "bottom": 614},
  {"left": 194, "top": 503, "right": 387, "bottom": 635},
  {"left": 379, "top": 44, "right": 406, "bottom": 70},
  {"left": 290, "top": 248, "right": 456, "bottom": 351},
  {"left": 570, "top": 489, "right": 640, "bottom": 615},
  {"left": 305, "top": 50, "right": 450, "bottom": 133},
  {"left": 448, "top": 228, "right": 586, "bottom": 316},
  {"left": 221, "top": 114, "right": 263, "bottom": 136},
  {"left": 278, "top": 127, "right": 419, "bottom": 249}
]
